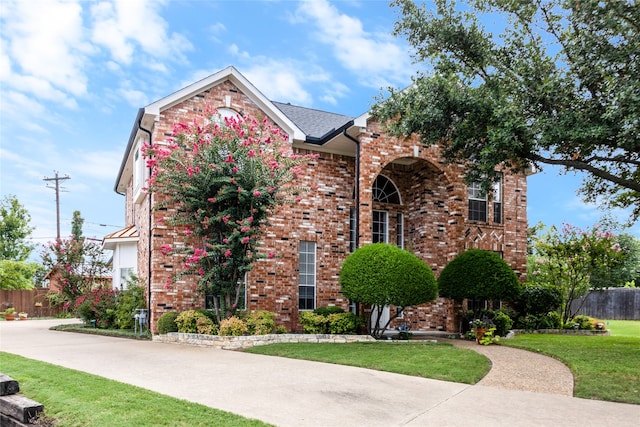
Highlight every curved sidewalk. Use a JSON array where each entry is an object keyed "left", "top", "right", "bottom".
[
  {"left": 447, "top": 338, "right": 574, "bottom": 395},
  {"left": 1, "top": 320, "right": 638, "bottom": 427}
]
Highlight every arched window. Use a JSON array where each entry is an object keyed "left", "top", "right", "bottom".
[
  {"left": 213, "top": 107, "right": 239, "bottom": 126},
  {"left": 372, "top": 175, "right": 401, "bottom": 204}
]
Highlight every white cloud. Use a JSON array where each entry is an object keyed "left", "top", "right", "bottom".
[
  {"left": 294, "top": 0, "right": 413, "bottom": 88},
  {"left": 1, "top": 0, "right": 91, "bottom": 97},
  {"left": 90, "top": 0, "right": 193, "bottom": 66},
  {"left": 118, "top": 88, "right": 149, "bottom": 107}
]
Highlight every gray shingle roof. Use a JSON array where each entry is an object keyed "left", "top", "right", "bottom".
[{"left": 272, "top": 101, "right": 354, "bottom": 144}]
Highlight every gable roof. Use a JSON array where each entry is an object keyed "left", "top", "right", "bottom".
[
  {"left": 272, "top": 102, "right": 354, "bottom": 144},
  {"left": 115, "top": 66, "right": 361, "bottom": 194}
]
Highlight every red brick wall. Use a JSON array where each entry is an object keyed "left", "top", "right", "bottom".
[{"left": 129, "top": 79, "right": 528, "bottom": 334}]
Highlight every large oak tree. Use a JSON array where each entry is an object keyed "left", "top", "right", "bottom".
[{"left": 373, "top": 0, "right": 639, "bottom": 220}]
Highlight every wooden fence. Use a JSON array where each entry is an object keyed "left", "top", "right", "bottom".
[
  {"left": 0, "top": 289, "right": 64, "bottom": 317},
  {"left": 570, "top": 288, "right": 640, "bottom": 320}
]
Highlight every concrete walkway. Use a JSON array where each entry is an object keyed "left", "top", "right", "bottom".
[{"left": 1, "top": 319, "right": 638, "bottom": 427}]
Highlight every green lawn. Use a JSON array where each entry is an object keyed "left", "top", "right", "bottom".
[
  {"left": 606, "top": 319, "right": 640, "bottom": 337},
  {"left": 502, "top": 320, "right": 640, "bottom": 405},
  {"left": 0, "top": 352, "right": 271, "bottom": 427},
  {"left": 245, "top": 341, "right": 491, "bottom": 384}
]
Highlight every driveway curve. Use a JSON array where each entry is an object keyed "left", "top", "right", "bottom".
[{"left": 1, "top": 319, "right": 638, "bottom": 427}]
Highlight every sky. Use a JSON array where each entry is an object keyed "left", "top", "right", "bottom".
[{"left": 1, "top": 0, "right": 638, "bottom": 261}]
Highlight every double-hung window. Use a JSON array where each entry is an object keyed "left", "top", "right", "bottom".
[
  {"left": 298, "top": 241, "right": 316, "bottom": 310},
  {"left": 372, "top": 211, "right": 388, "bottom": 243},
  {"left": 468, "top": 182, "right": 487, "bottom": 222}
]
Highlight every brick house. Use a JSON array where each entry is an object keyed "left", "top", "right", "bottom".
[{"left": 105, "top": 66, "right": 529, "bottom": 334}]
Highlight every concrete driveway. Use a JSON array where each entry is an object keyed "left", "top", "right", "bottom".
[{"left": 1, "top": 319, "right": 638, "bottom": 426}]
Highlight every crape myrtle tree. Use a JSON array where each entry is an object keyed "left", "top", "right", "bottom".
[
  {"left": 40, "top": 238, "right": 110, "bottom": 311},
  {"left": 339, "top": 243, "right": 438, "bottom": 338},
  {"left": 145, "top": 109, "right": 316, "bottom": 323},
  {"left": 374, "top": 0, "right": 640, "bottom": 221},
  {"left": 530, "top": 223, "right": 624, "bottom": 325}
]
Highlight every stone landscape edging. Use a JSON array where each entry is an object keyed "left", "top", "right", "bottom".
[{"left": 153, "top": 332, "right": 376, "bottom": 350}]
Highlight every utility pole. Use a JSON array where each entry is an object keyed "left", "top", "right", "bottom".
[{"left": 43, "top": 171, "right": 70, "bottom": 239}]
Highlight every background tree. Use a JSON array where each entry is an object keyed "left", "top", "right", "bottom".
[
  {"left": 145, "top": 109, "right": 316, "bottom": 323},
  {"left": 0, "top": 260, "right": 41, "bottom": 290},
  {"left": 530, "top": 224, "right": 624, "bottom": 325},
  {"left": 0, "top": 195, "right": 35, "bottom": 261},
  {"left": 339, "top": 243, "right": 438, "bottom": 338},
  {"left": 438, "top": 249, "right": 521, "bottom": 303},
  {"left": 71, "top": 210, "right": 84, "bottom": 241},
  {"left": 374, "top": 0, "right": 640, "bottom": 221}
]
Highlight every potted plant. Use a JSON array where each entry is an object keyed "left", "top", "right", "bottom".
[
  {"left": 4, "top": 307, "right": 16, "bottom": 321},
  {"left": 470, "top": 319, "right": 494, "bottom": 344},
  {"left": 18, "top": 312, "right": 28, "bottom": 320}
]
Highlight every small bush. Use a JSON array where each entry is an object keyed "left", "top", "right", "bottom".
[
  {"left": 218, "top": 316, "right": 248, "bottom": 336},
  {"left": 245, "top": 310, "right": 276, "bottom": 335},
  {"left": 515, "top": 284, "right": 562, "bottom": 316},
  {"left": 115, "top": 281, "right": 146, "bottom": 330},
  {"left": 492, "top": 311, "right": 513, "bottom": 337},
  {"left": 314, "top": 306, "right": 345, "bottom": 316},
  {"left": 157, "top": 312, "right": 179, "bottom": 334},
  {"left": 195, "top": 316, "right": 217, "bottom": 335},
  {"left": 327, "top": 312, "right": 362, "bottom": 334},
  {"left": 299, "top": 311, "right": 328, "bottom": 333},
  {"left": 539, "top": 311, "right": 562, "bottom": 329},
  {"left": 175, "top": 310, "right": 210, "bottom": 333},
  {"left": 570, "top": 315, "right": 594, "bottom": 330},
  {"left": 197, "top": 309, "right": 218, "bottom": 324},
  {"left": 74, "top": 286, "right": 117, "bottom": 329},
  {"left": 275, "top": 325, "right": 288, "bottom": 334}
]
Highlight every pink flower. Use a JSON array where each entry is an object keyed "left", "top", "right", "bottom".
[
  {"left": 269, "top": 160, "right": 278, "bottom": 169},
  {"left": 241, "top": 237, "right": 250, "bottom": 244},
  {"left": 187, "top": 167, "right": 194, "bottom": 177},
  {"left": 198, "top": 268, "right": 205, "bottom": 276},
  {"left": 185, "top": 228, "right": 193, "bottom": 236},
  {"left": 268, "top": 252, "right": 275, "bottom": 259},
  {"left": 232, "top": 166, "right": 239, "bottom": 173},
  {"left": 224, "top": 250, "right": 232, "bottom": 258},
  {"left": 207, "top": 197, "right": 217, "bottom": 203},
  {"left": 247, "top": 149, "right": 256, "bottom": 158},
  {"left": 253, "top": 189, "right": 261, "bottom": 197},
  {"left": 222, "top": 215, "right": 230, "bottom": 224},
  {"left": 225, "top": 154, "right": 234, "bottom": 163},
  {"left": 160, "top": 244, "right": 172, "bottom": 255}
]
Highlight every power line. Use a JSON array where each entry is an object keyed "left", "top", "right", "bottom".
[{"left": 43, "top": 171, "right": 70, "bottom": 239}]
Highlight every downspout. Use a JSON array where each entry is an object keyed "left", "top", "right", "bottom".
[
  {"left": 137, "top": 117, "right": 153, "bottom": 330},
  {"left": 342, "top": 128, "right": 360, "bottom": 249},
  {"left": 343, "top": 128, "right": 361, "bottom": 318}
]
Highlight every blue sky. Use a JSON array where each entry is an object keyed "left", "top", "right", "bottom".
[{"left": 1, "top": 0, "right": 637, "bottom": 258}]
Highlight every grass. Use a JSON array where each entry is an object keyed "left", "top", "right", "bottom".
[
  {"left": 244, "top": 341, "right": 491, "bottom": 384},
  {"left": 50, "top": 322, "right": 152, "bottom": 340},
  {"left": 502, "top": 320, "right": 640, "bottom": 405},
  {"left": 606, "top": 319, "right": 640, "bottom": 337},
  {"left": 0, "top": 352, "right": 272, "bottom": 427}
]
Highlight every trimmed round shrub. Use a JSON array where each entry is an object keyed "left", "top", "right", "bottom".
[
  {"left": 299, "top": 311, "right": 328, "bottom": 334},
  {"left": 157, "top": 311, "right": 179, "bottom": 335},
  {"left": 195, "top": 316, "right": 217, "bottom": 335},
  {"left": 245, "top": 310, "right": 276, "bottom": 335},
  {"left": 438, "top": 249, "right": 521, "bottom": 301},
  {"left": 327, "top": 312, "right": 363, "bottom": 334},
  {"left": 339, "top": 243, "right": 438, "bottom": 308},
  {"left": 218, "top": 316, "right": 248, "bottom": 336}
]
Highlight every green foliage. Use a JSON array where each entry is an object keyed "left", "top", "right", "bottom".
[
  {"left": 157, "top": 312, "right": 179, "bottom": 335},
  {"left": 175, "top": 310, "right": 214, "bottom": 334},
  {"left": 492, "top": 311, "right": 513, "bottom": 337},
  {"left": 0, "top": 260, "right": 40, "bottom": 290},
  {"left": 71, "top": 210, "right": 84, "bottom": 241},
  {"left": 313, "top": 305, "right": 345, "bottom": 316},
  {"left": 438, "top": 249, "right": 521, "bottom": 301},
  {"left": 589, "top": 233, "right": 640, "bottom": 288},
  {"left": 375, "top": 0, "right": 640, "bottom": 221},
  {"left": 0, "top": 195, "right": 35, "bottom": 261},
  {"left": 298, "top": 311, "right": 328, "bottom": 334},
  {"left": 299, "top": 310, "right": 363, "bottom": 335},
  {"left": 245, "top": 310, "right": 276, "bottom": 335},
  {"left": 146, "top": 111, "right": 316, "bottom": 322},
  {"left": 569, "top": 315, "right": 595, "bottom": 330},
  {"left": 530, "top": 224, "right": 625, "bottom": 325},
  {"left": 74, "top": 286, "right": 117, "bottom": 329},
  {"left": 516, "top": 283, "right": 562, "bottom": 316},
  {"left": 114, "top": 279, "right": 146, "bottom": 330},
  {"left": 339, "top": 243, "right": 438, "bottom": 338},
  {"left": 40, "top": 237, "right": 110, "bottom": 309},
  {"left": 516, "top": 312, "right": 562, "bottom": 330},
  {"left": 218, "top": 316, "right": 248, "bottom": 336}
]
